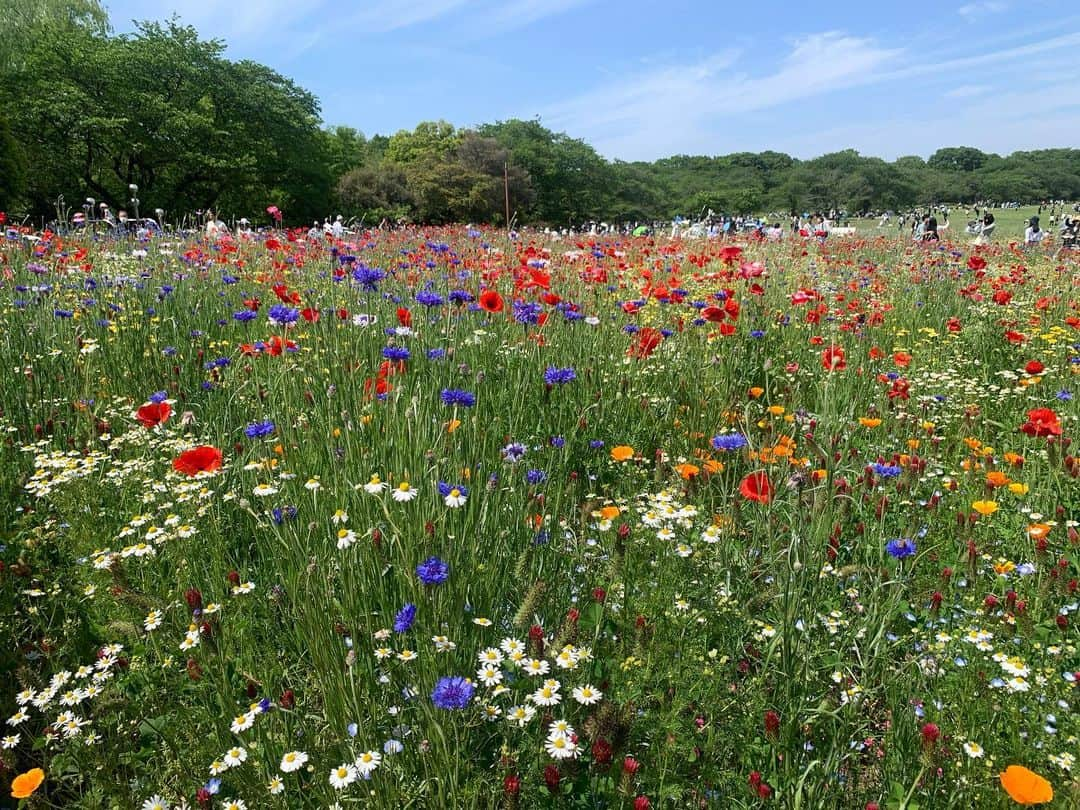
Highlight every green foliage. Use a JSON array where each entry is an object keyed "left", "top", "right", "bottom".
[
  {"left": 0, "top": 113, "right": 27, "bottom": 211},
  {"left": 3, "top": 20, "right": 327, "bottom": 221}
]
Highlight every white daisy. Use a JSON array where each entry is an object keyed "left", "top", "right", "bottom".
[
  {"left": 280, "top": 750, "right": 308, "bottom": 772},
  {"left": 354, "top": 750, "right": 381, "bottom": 777},
  {"left": 329, "top": 763, "right": 358, "bottom": 789}
]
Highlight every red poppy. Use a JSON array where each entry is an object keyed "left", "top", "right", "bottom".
[
  {"left": 628, "top": 327, "right": 663, "bottom": 359},
  {"left": 479, "top": 289, "right": 504, "bottom": 313},
  {"left": 136, "top": 401, "right": 172, "bottom": 428},
  {"left": 967, "top": 255, "right": 987, "bottom": 270},
  {"left": 1020, "top": 408, "right": 1062, "bottom": 437},
  {"left": 719, "top": 245, "right": 743, "bottom": 263},
  {"left": 1004, "top": 330, "right": 1026, "bottom": 345},
  {"left": 397, "top": 307, "right": 412, "bottom": 327},
  {"left": 301, "top": 307, "right": 320, "bottom": 323},
  {"left": 1024, "top": 360, "right": 1044, "bottom": 375},
  {"left": 739, "top": 471, "right": 773, "bottom": 503},
  {"left": 173, "top": 446, "right": 223, "bottom": 476},
  {"left": 701, "top": 306, "right": 726, "bottom": 323},
  {"left": 821, "top": 346, "right": 847, "bottom": 371}
]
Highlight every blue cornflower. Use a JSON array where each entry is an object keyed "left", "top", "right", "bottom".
[
  {"left": 382, "top": 346, "right": 410, "bottom": 362},
  {"left": 268, "top": 304, "right": 299, "bottom": 326},
  {"left": 750, "top": 329, "right": 765, "bottom": 338},
  {"left": 149, "top": 391, "right": 169, "bottom": 404},
  {"left": 352, "top": 266, "right": 385, "bottom": 290},
  {"left": 440, "top": 388, "right": 475, "bottom": 407},
  {"left": 448, "top": 290, "right": 473, "bottom": 305},
  {"left": 1056, "top": 389, "right": 1073, "bottom": 401},
  {"left": 427, "top": 348, "right": 446, "bottom": 360},
  {"left": 245, "top": 421, "right": 275, "bottom": 439},
  {"left": 393, "top": 603, "right": 417, "bottom": 633},
  {"left": 233, "top": 310, "right": 258, "bottom": 322},
  {"left": 550, "top": 436, "right": 565, "bottom": 448},
  {"left": 416, "top": 556, "right": 449, "bottom": 586},
  {"left": 543, "top": 367, "right": 577, "bottom": 385},
  {"left": 526, "top": 469, "right": 547, "bottom": 485},
  {"left": 872, "top": 463, "right": 902, "bottom": 478},
  {"left": 271, "top": 505, "right": 297, "bottom": 525},
  {"left": 886, "top": 538, "right": 917, "bottom": 559},
  {"left": 437, "top": 482, "right": 468, "bottom": 498},
  {"left": 711, "top": 433, "right": 748, "bottom": 451},
  {"left": 204, "top": 778, "right": 221, "bottom": 795},
  {"left": 502, "top": 442, "right": 526, "bottom": 463},
  {"left": 416, "top": 290, "right": 445, "bottom": 307},
  {"left": 512, "top": 300, "right": 542, "bottom": 324},
  {"left": 54, "top": 309, "right": 74, "bottom": 318},
  {"left": 431, "top": 676, "right": 474, "bottom": 710},
  {"left": 589, "top": 440, "right": 605, "bottom": 449}
]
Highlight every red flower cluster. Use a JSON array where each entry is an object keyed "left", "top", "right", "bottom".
[{"left": 1020, "top": 408, "right": 1062, "bottom": 437}]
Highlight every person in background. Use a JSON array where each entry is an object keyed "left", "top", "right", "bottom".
[
  {"left": 1024, "top": 216, "right": 1045, "bottom": 245},
  {"left": 332, "top": 215, "right": 344, "bottom": 238},
  {"left": 922, "top": 216, "right": 940, "bottom": 242}
]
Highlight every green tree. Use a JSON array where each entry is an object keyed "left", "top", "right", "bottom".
[
  {"left": 0, "top": 113, "right": 28, "bottom": 211},
  {"left": 4, "top": 20, "right": 328, "bottom": 220},
  {"left": 0, "top": 0, "right": 108, "bottom": 75}
]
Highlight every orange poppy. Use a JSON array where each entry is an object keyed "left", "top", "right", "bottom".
[
  {"left": 972, "top": 500, "right": 999, "bottom": 516},
  {"left": 999, "top": 765, "right": 1053, "bottom": 804},
  {"left": 859, "top": 417, "right": 882, "bottom": 428},
  {"left": 985, "top": 471, "right": 1010, "bottom": 487},
  {"left": 11, "top": 768, "right": 44, "bottom": 799},
  {"left": 610, "top": 446, "right": 634, "bottom": 462},
  {"left": 674, "top": 463, "right": 700, "bottom": 480}
]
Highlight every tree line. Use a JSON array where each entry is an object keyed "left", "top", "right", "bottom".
[{"left": 2, "top": 5, "right": 1078, "bottom": 226}]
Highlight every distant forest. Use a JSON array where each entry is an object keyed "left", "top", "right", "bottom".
[{"left": 2, "top": 4, "right": 1078, "bottom": 225}]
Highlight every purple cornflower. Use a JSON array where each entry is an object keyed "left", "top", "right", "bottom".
[
  {"left": 393, "top": 603, "right": 417, "bottom": 633},
  {"left": 550, "top": 436, "right": 565, "bottom": 448},
  {"left": 245, "top": 421, "right": 275, "bottom": 439},
  {"left": 148, "top": 391, "right": 169, "bottom": 404},
  {"left": 512, "top": 300, "right": 543, "bottom": 324},
  {"left": 415, "top": 290, "right": 445, "bottom": 307},
  {"left": 440, "top": 389, "right": 475, "bottom": 407},
  {"left": 886, "top": 538, "right": 916, "bottom": 559},
  {"left": 711, "top": 433, "right": 748, "bottom": 452},
  {"left": 502, "top": 442, "right": 526, "bottom": 463},
  {"left": 431, "top": 676, "right": 474, "bottom": 710},
  {"left": 871, "top": 463, "right": 902, "bottom": 478},
  {"left": 268, "top": 304, "right": 299, "bottom": 326},
  {"left": 382, "top": 346, "right": 410, "bottom": 362},
  {"left": 526, "top": 469, "right": 547, "bottom": 485},
  {"left": 544, "top": 367, "right": 577, "bottom": 385},
  {"left": 416, "top": 556, "right": 449, "bottom": 585}
]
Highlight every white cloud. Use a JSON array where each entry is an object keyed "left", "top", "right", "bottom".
[
  {"left": 338, "top": 0, "right": 468, "bottom": 33},
  {"left": 944, "top": 84, "right": 991, "bottom": 98},
  {"left": 958, "top": 1, "right": 1008, "bottom": 20},
  {"left": 539, "top": 27, "right": 1080, "bottom": 160},
  {"left": 539, "top": 32, "right": 901, "bottom": 159}
]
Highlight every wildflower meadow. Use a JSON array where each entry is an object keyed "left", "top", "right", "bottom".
[{"left": 1, "top": 224, "right": 1078, "bottom": 809}]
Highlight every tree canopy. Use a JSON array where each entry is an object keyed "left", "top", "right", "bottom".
[{"left": 1, "top": 8, "right": 1078, "bottom": 225}]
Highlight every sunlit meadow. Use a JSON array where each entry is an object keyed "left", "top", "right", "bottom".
[{"left": 1, "top": 222, "right": 1078, "bottom": 808}]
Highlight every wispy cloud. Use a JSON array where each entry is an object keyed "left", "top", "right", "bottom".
[
  {"left": 540, "top": 32, "right": 901, "bottom": 159},
  {"left": 958, "top": 1, "right": 1008, "bottom": 20},
  {"left": 471, "top": 0, "right": 592, "bottom": 34},
  {"left": 944, "top": 84, "right": 990, "bottom": 99},
  {"left": 338, "top": 0, "right": 469, "bottom": 34}
]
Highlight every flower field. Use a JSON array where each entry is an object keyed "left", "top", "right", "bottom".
[{"left": 1, "top": 226, "right": 1078, "bottom": 808}]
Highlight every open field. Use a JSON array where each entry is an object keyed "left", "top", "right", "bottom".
[{"left": 1, "top": 226, "right": 1078, "bottom": 808}]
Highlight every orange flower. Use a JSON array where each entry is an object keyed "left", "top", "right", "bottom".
[
  {"left": 11, "top": 768, "right": 44, "bottom": 799},
  {"left": 1027, "top": 523, "right": 1051, "bottom": 540},
  {"left": 972, "top": 500, "right": 999, "bottom": 516},
  {"left": 748, "top": 386, "right": 764, "bottom": 399},
  {"left": 859, "top": 417, "right": 882, "bottom": 428},
  {"left": 674, "top": 463, "right": 700, "bottom": 480},
  {"left": 610, "top": 445, "right": 634, "bottom": 462},
  {"left": 703, "top": 459, "right": 724, "bottom": 474},
  {"left": 999, "top": 765, "right": 1053, "bottom": 804},
  {"left": 446, "top": 419, "right": 461, "bottom": 433},
  {"left": 985, "top": 471, "right": 1010, "bottom": 488},
  {"left": 599, "top": 505, "right": 620, "bottom": 521}
]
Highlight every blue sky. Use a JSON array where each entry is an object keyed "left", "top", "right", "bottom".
[{"left": 103, "top": 0, "right": 1080, "bottom": 161}]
